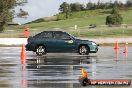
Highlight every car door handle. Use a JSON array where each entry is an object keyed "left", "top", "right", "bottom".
[
  {"left": 65, "top": 41, "right": 69, "bottom": 42},
  {"left": 65, "top": 40, "right": 73, "bottom": 43}
]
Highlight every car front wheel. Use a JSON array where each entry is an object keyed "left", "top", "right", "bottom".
[
  {"left": 36, "top": 45, "right": 46, "bottom": 56},
  {"left": 79, "top": 45, "right": 89, "bottom": 55}
]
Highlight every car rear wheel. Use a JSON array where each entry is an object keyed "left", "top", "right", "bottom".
[
  {"left": 36, "top": 45, "right": 46, "bottom": 56},
  {"left": 79, "top": 45, "right": 89, "bottom": 55}
]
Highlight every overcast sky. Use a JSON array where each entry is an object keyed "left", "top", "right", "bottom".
[{"left": 13, "top": 0, "right": 127, "bottom": 24}]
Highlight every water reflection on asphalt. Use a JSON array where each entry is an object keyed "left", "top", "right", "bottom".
[{"left": 0, "top": 47, "right": 132, "bottom": 88}]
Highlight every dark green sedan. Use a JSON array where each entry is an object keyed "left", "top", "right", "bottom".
[{"left": 26, "top": 31, "right": 98, "bottom": 56}]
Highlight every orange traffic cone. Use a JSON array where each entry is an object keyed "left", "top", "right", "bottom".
[
  {"left": 85, "top": 71, "right": 89, "bottom": 78},
  {"left": 21, "top": 44, "right": 27, "bottom": 64},
  {"left": 124, "top": 43, "right": 128, "bottom": 58},
  {"left": 124, "top": 43, "right": 128, "bottom": 53},
  {"left": 24, "top": 26, "right": 29, "bottom": 38},
  {"left": 115, "top": 49, "right": 119, "bottom": 64},
  {"left": 114, "top": 40, "right": 119, "bottom": 49},
  {"left": 21, "top": 65, "right": 27, "bottom": 87}
]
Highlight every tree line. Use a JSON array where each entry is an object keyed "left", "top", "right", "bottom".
[{"left": 59, "top": 0, "right": 132, "bottom": 13}]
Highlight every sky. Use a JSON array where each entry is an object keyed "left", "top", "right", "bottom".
[{"left": 13, "top": 0, "right": 127, "bottom": 24}]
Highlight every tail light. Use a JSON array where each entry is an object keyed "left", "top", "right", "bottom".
[
  {"left": 27, "top": 40, "right": 31, "bottom": 44},
  {"left": 27, "top": 36, "right": 32, "bottom": 44}
]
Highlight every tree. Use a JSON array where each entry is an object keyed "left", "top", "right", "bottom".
[
  {"left": 17, "top": 8, "right": 28, "bottom": 18},
  {"left": 59, "top": 2, "right": 71, "bottom": 19},
  {"left": 74, "top": 3, "right": 81, "bottom": 11},
  {"left": 86, "top": 2, "right": 95, "bottom": 10},
  {"left": 126, "top": 0, "right": 132, "bottom": 8},
  {"left": 109, "top": 0, "right": 113, "bottom": 8},
  {"left": 70, "top": 2, "right": 85, "bottom": 12},
  {"left": 0, "top": 0, "right": 28, "bottom": 32},
  {"left": 106, "top": 4, "right": 123, "bottom": 26}
]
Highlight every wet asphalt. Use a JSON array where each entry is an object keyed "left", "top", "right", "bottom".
[{"left": 0, "top": 46, "right": 132, "bottom": 88}]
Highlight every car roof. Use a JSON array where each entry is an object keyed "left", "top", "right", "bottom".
[
  {"left": 40, "top": 31, "right": 66, "bottom": 33},
  {"left": 43, "top": 31, "right": 63, "bottom": 32}
]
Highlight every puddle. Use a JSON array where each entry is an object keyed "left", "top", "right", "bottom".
[{"left": 0, "top": 47, "right": 132, "bottom": 88}]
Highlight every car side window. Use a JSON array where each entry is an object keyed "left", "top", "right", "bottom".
[
  {"left": 54, "top": 32, "right": 71, "bottom": 40},
  {"left": 43, "top": 32, "right": 52, "bottom": 38},
  {"left": 61, "top": 33, "right": 71, "bottom": 40},
  {"left": 54, "top": 32, "right": 61, "bottom": 39}
]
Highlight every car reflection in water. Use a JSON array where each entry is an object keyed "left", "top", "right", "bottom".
[{"left": 23, "top": 55, "right": 96, "bottom": 88}]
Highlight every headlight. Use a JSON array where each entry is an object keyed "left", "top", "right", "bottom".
[{"left": 92, "top": 42, "right": 96, "bottom": 45}]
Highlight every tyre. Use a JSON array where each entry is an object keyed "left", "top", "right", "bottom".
[
  {"left": 36, "top": 45, "right": 46, "bottom": 56},
  {"left": 79, "top": 45, "right": 89, "bottom": 55}
]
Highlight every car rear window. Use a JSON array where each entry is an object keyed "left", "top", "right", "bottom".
[{"left": 34, "top": 32, "right": 53, "bottom": 38}]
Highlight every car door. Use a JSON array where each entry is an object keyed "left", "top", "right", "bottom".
[
  {"left": 37, "top": 31, "right": 55, "bottom": 52},
  {"left": 53, "top": 31, "right": 78, "bottom": 52}
]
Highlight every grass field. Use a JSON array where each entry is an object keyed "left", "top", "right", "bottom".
[
  {"left": 1, "top": 26, "right": 132, "bottom": 38},
  {"left": 1, "top": 9, "right": 132, "bottom": 38}
]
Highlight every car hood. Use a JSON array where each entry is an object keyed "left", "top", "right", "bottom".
[{"left": 75, "top": 38, "right": 93, "bottom": 44}]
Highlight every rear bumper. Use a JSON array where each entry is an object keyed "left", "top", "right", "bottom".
[{"left": 25, "top": 44, "right": 35, "bottom": 51}]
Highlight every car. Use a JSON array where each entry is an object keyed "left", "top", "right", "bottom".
[{"left": 26, "top": 31, "right": 99, "bottom": 56}]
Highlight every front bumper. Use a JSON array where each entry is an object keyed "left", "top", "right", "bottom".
[{"left": 89, "top": 45, "right": 98, "bottom": 53}]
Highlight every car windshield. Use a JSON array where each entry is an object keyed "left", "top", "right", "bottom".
[{"left": 70, "top": 35, "right": 76, "bottom": 39}]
